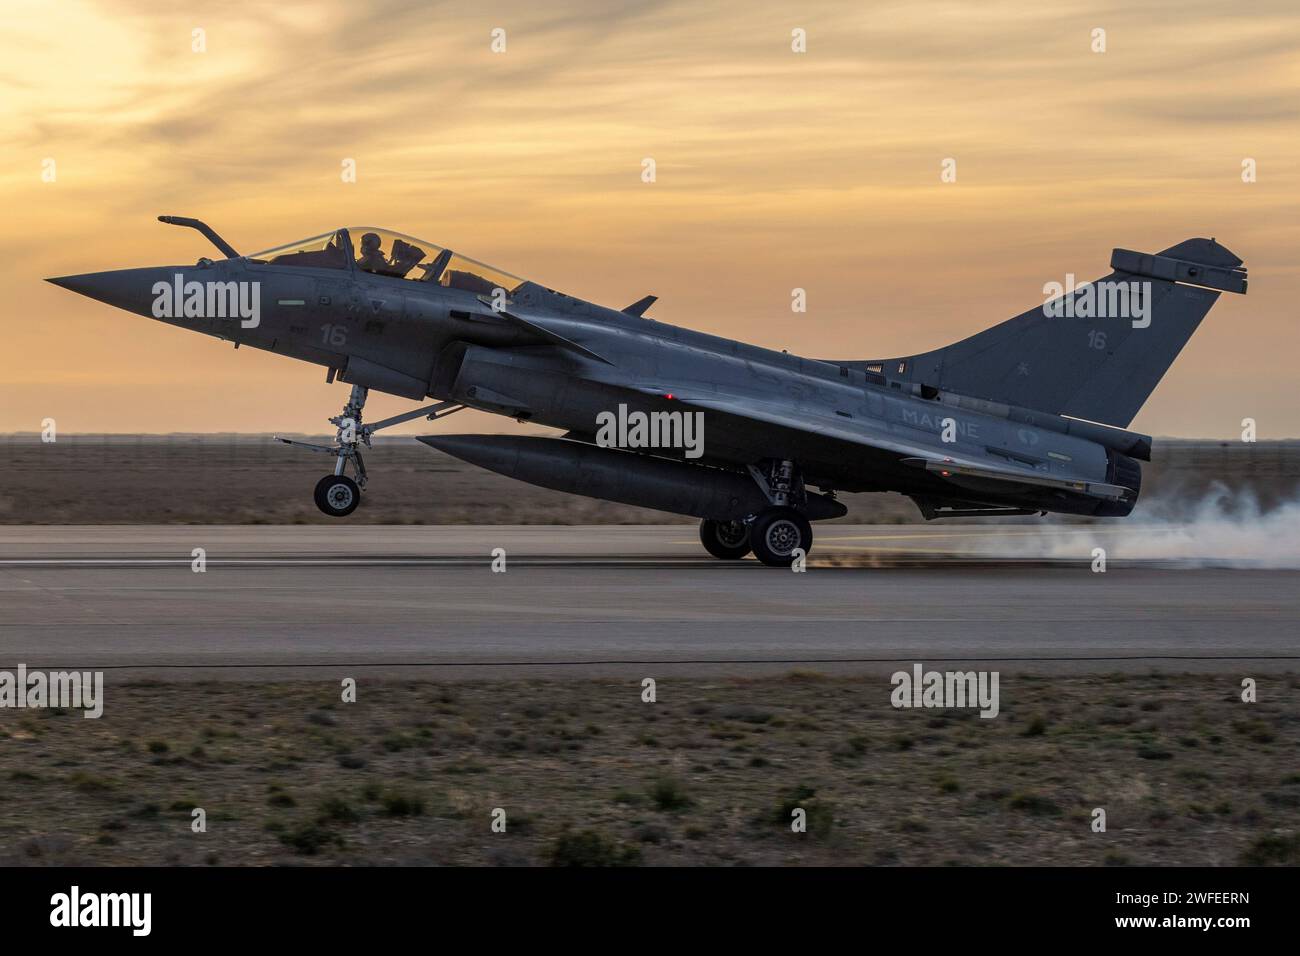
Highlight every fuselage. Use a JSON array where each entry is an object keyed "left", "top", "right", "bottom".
[{"left": 51, "top": 246, "right": 1142, "bottom": 517}]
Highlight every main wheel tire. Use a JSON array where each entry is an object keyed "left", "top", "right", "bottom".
[
  {"left": 699, "top": 518, "right": 752, "bottom": 560},
  {"left": 749, "top": 507, "right": 812, "bottom": 567},
  {"left": 314, "top": 474, "right": 361, "bottom": 517}
]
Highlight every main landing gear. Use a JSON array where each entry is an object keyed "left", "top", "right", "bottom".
[
  {"left": 699, "top": 458, "right": 817, "bottom": 567},
  {"left": 748, "top": 507, "right": 812, "bottom": 567},
  {"left": 275, "top": 384, "right": 464, "bottom": 517},
  {"left": 699, "top": 519, "right": 751, "bottom": 560},
  {"left": 699, "top": 508, "right": 815, "bottom": 567}
]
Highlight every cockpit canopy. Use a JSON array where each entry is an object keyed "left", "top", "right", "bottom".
[{"left": 246, "top": 227, "right": 526, "bottom": 295}]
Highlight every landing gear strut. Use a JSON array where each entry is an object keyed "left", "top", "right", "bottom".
[{"left": 275, "top": 385, "right": 464, "bottom": 518}]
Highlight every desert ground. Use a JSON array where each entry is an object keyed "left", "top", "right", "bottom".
[
  {"left": 3, "top": 435, "right": 1296, "bottom": 866},
  {"left": 2, "top": 674, "right": 1296, "bottom": 866}
]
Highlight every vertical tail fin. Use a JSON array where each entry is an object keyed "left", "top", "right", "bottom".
[{"left": 844, "top": 238, "right": 1246, "bottom": 427}]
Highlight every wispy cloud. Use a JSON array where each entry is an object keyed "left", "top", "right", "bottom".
[{"left": 3, "top": 0, "right": 1298, "bottom": 434}]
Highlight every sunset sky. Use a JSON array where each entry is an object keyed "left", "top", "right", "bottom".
[{"left": 3, "top": 0, "right": 1297, "bottom": 437}]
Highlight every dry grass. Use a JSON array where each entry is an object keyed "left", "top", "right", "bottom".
[{"left": 1, "top": 672, "right": 1296, "bottom": 866}]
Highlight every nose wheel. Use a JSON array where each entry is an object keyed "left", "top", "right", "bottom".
[{"left": 314, "top": 474, "right": 360, "bottom": 517}]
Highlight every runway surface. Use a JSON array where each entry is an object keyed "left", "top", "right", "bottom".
[{"left": 1, "top": 526, "right": 1296, "bottom": 679}]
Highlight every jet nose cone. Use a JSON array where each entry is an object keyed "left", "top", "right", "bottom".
[
  {"left": 46, "top": 272, "right": 105, "bottom": 294},
  {"left": 47, "top": 270, "right": 128, "bottom": 300},
  {"left": 46, "top": 267, "right": 173, "bottom": 316}
]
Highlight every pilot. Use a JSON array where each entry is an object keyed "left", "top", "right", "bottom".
[{"left": 357, "top": 232, "right": 388, "bottom": 273}]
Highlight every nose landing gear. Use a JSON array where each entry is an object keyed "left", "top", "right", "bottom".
[{"left": 275, "top": 384, "right": 464, "bottom": 517}]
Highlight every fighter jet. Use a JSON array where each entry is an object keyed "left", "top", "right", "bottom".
[{"left": 48, "top": 218, "right": 1247, "bottom": 566}]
